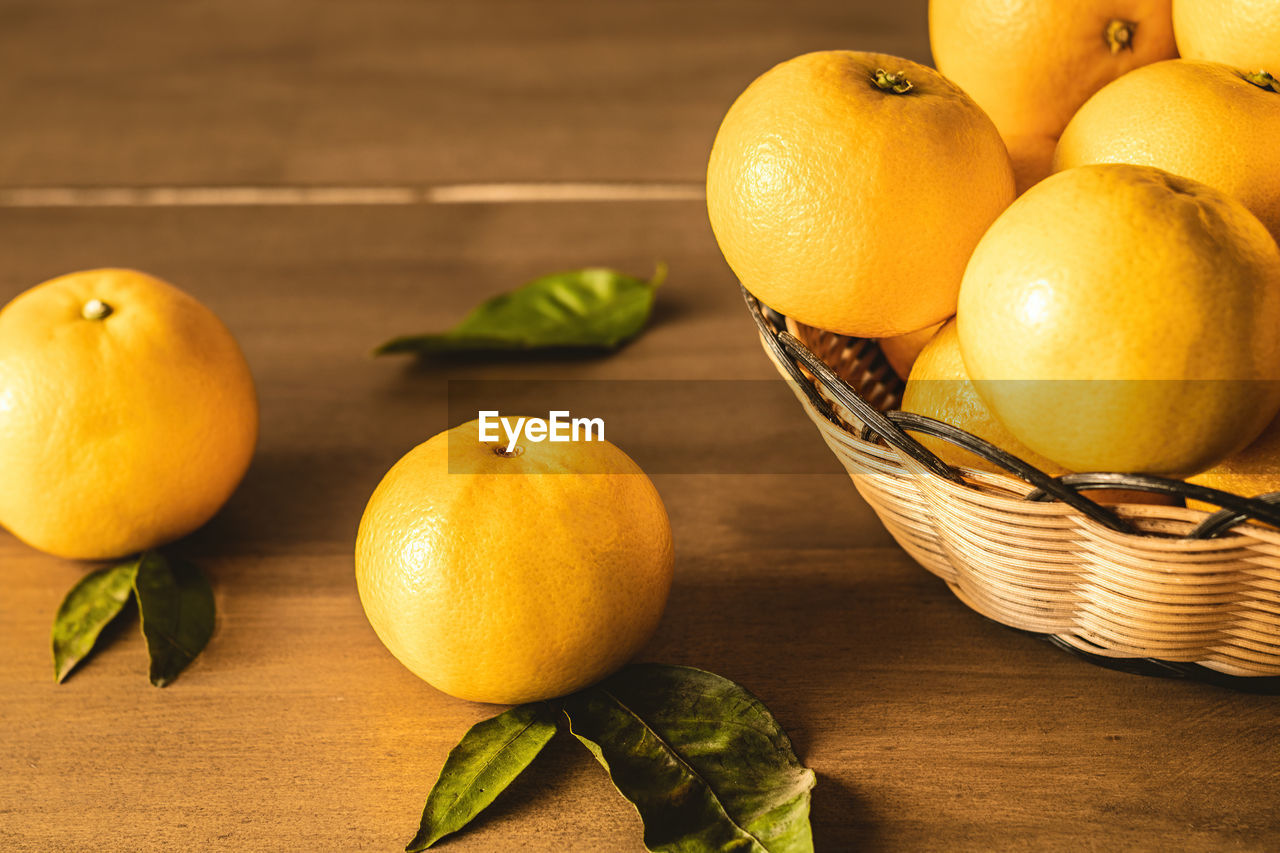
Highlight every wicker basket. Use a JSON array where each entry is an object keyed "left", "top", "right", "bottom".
[{"left": 745, "top": 288, "right": 1280, "bottom": 691}]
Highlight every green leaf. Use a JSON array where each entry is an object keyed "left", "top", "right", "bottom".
[
  {"left": 132, "top": 550, "right": 215, "bottom": 687},
  {"left": 562, "top": 664, "right": 815, "bottom": 853},
  {"left": 407, "top": 703, "right": 559, "bottom": 851},
  {"left": 52, "top": 560, "right": 140, "bottom": 683},
  {"left": 374, "top": 264, "right": 665, "bottom": 355}
]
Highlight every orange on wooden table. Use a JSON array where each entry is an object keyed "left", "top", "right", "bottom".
[
  {"left": 355, "top": 418, "right": 674, "bottom": 705},
  {"left": 0, "top": 268, "right": 258, "bottom": 560}
]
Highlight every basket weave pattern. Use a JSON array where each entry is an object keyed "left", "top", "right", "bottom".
[{"left": 750, "top": 293, "right": 1280, "bottom": 680}]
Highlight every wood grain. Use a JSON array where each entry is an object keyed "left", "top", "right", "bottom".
[
  {"left": 0, "top": 0, "right": 930, "bottom": 188},
  {"left": 0, "top": 202, "right": 1278, "bottom": 852},
  {"left": 3, "top": 2, "right": 1279, "bottom": 848}
]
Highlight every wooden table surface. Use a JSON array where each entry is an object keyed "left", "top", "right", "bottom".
[{"left": 1, "top": 3, "right": 1277, "bottom": 852}]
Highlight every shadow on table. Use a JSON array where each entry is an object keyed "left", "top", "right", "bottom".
[
  {"left": 437, "top": 729, "right": 643, "bottom": 844},
  {"left": 643, "top": 553, "right": 940, "bottom": 850},
  {"left": 444, "top": 730, "right": 883, "bottom": 850},
  {"left": 181, "top": 447, "right": 393, "bottom": 559},
  {"left": 812, "top": 771, "right": 881, "bottom": 851}
]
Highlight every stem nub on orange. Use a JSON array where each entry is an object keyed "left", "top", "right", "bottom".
[{"left": 929, "top": 0, "right": 1177, "bottom": 190}]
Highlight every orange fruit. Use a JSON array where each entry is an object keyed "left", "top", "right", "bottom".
[
  {"left": 881, "top": 321, "right": 945, "bottom": 380},
  {"left": 958, "top": 164, "right": 1280, "bottom": 477},
  {"left": 902, "top": 320, "right": 1066, "bottom": 477},
  {"left": 930, "top": 0, "right": 1177, "bottom": 187},
  {"left": 355, "top": 419, "right": 674, "bottom": 705},
  {"left": 0, "top": 269, "right": 258, "bottom": 560},
  {"left": 1053, "top": 59, "right": 1280, "bottom": 240},
  {"left": 706, "top": 50, "right": 1014, "bottom": 338},
  {"left": 1187, "top": 415, "right": 1280, "bottom": 510},
  {"left": 902, "top": 323, "right": 1175, "bottom": 505},
  {"left": 1004, "top": 133, "right": 1060, "bottom": 196},
  {"left": 1174, "top": 0, "right": 1280, "bottom": 70}
]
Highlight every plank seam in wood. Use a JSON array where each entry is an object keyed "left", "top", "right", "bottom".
[{"left": 0, "top": 183, "right": 705, "bottom": 207}]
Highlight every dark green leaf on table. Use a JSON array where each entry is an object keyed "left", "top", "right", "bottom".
[
  {"left": 406, "top": 703, "right": 560, "bottom": 851},
  {"left": 374, "top": 264, "right": 666, "bottom": 355},
  {"left": 132, "top": 550, "right": 216, "bottom": 687},
  {"left": 562, "top": 663, "right": 816, "bottom": 853},
  {"left": 52, "top": 560, "right": 140, "bottom": 683}
]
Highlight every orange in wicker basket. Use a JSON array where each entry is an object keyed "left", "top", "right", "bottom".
[{"left": 746, "top": 288, "right": 1280, "bottom": 690}]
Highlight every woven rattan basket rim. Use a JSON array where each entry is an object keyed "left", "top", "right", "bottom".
[{"left": 745, "top": 287, "right": 1280, "bottom": 686}]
